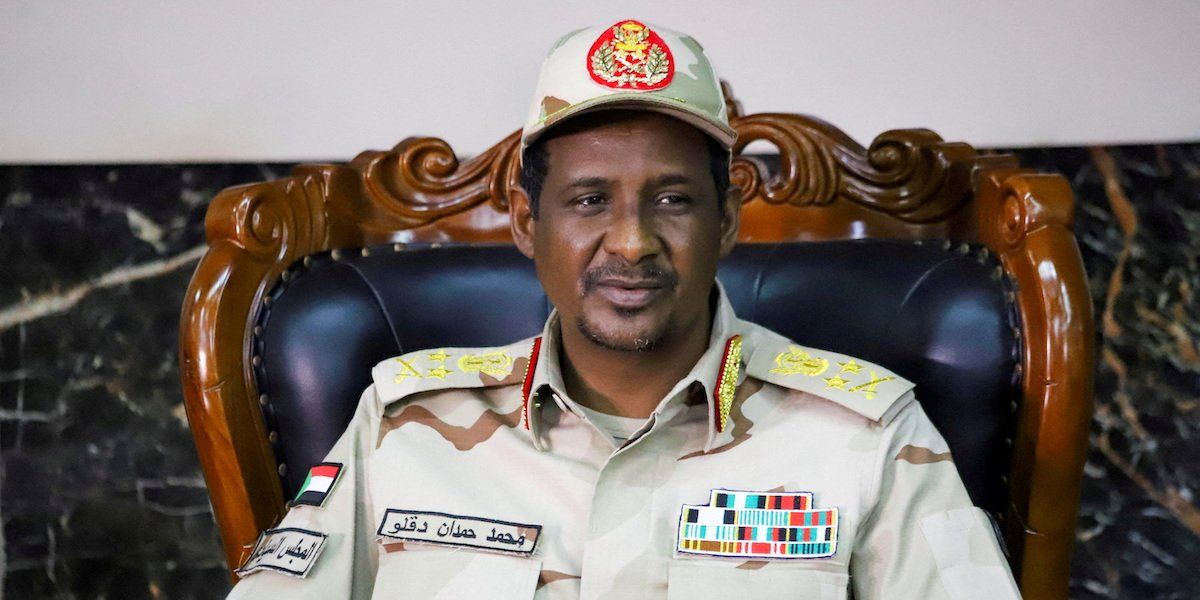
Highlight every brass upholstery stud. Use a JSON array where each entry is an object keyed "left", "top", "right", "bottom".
[
  {"left": 263, "top": 296, "right": 273, "bottom": 307},
  {"left": 268, "top": 431, "right": 279, "bottom": 444},
  {"left": 303, "top": 256, "right": 312, "bottom": 268},
  {"left": 280, "top": 271, "right": 290, "bottom": 282},
  {"left": 361, "top": 248, "right": 370, "bottom": 257},
  {"left": 393, "top": 243, "right": 406, "bottom": 252},
  {"left": 957, "top": 243, "right": 971, "bottom": 255},
  {"left": 258, "top": 394, "right": 269, "bottom": 407},
  {"left": 278, "top": 464, "right": 287, "bottom": 477},
  {"left": 252, "top": 355, "right": 262, "bottom": 367},
  {"left": 941, "top": 240, "right": 952, "bottom": 251},
  {"left": 331, "top": 248, "right": 343, "bottom": 261}
]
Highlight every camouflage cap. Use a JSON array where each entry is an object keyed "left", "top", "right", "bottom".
[{"left": 521, "top": 20, "right": 736, "bottom": 160}]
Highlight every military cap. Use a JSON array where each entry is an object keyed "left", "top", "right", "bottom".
[{"left": 521, "top": 19, "right": 736, "bottom": 159}]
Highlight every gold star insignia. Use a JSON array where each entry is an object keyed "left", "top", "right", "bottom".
[
  {"left": 428, "top": 350, "right": 450, "bottom": 363},
  {"left": 425, "top": 366, "right": 452, "bottom": 380},
  {"left": 824, "top": 375, "right": 850, "bottom": 389},
  {"left": 839, "top": 360, "right": 862, "bottom": 375}
]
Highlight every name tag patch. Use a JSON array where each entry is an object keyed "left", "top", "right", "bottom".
[
  {"left": 677, "top": 489, "right": 838, "bottom": 559},
  {"left": 236, "top": 527, "right": 328, "bottom": 578},
  {"left": 377, "top": 509, "right": 541, "bottom": 556}
]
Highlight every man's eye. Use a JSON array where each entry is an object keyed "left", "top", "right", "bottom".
[
  {"left": 574, "top": 194, "right": 606, "bottom": 207},
  {"left": 656, "top": 194, "right": 691, "bottom": 205}
]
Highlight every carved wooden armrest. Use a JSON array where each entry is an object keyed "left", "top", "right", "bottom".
[{"left": 974, "top": 166, "right": 1095, "bottom": 598}]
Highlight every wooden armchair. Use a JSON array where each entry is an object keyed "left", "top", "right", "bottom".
[{"left": 179, "top": 87, "right": 1093, "bottom": 599}]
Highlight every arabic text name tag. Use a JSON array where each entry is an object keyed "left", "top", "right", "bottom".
[
  {"left": 377, "top": 509, "right": 541, "bottom": 556},
  {"left": 236, "top": 527, "right": 328, "bottom": 578}
]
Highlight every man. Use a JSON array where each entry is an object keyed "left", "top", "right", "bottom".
[{"left": 229, "top": 19, "right": 1021, "bottom": 599}]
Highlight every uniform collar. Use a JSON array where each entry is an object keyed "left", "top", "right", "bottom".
[{"left": 521, "top": 282, "right": 747, "bottom": 451}]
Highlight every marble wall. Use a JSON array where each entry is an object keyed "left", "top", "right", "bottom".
[
  {"left": 1012, "top": 145, "right": 1200, "bottom": 599},
  {"left": 1, "top": 145, "right": 1197, "bottom": 599}
]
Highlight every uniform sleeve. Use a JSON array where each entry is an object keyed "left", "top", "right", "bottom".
[
  {"left": 849, "top": 399, "right": 1022, "bottom": 600},
  {"left": 227, "top": 385, "right": 382, "bottom": 599}
]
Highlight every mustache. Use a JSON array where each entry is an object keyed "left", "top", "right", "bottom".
[{"left": 582, "top": 263, "right": 679, "bottom": 294}]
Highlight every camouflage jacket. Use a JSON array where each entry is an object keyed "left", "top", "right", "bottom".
[{"left": 228, "top": 289, "right": 1021, "bottom": 599}]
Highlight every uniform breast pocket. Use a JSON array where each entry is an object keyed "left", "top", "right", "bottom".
[
  {"left": 667, "top": 560, "right": 848, "bottom": 600},
  {"left": 374, "top": 547, "right": 542, "bottom": 599}
]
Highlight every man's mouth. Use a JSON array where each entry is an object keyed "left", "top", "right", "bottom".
[
  {"left": 592, "top": 278, "right": 666, "bottom": 309},
  {"left": 582, "top": 265, "right": 679, "bottom": 311}
]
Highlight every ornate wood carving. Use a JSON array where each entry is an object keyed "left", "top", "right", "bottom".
[
  {"left": 180, "top": 105, "right": 1093, "bottom": 600},
  {"left": 219, "top": 83, "right": 993, "bottom": 245},
  {"left": 730, "top": 115, "right": 979, "bottom": 221},
  {"left": 350, "top": 131, "right": 521, "bottom": 226},
  {"left": 325, "top": 113, "right": 985, "bottom": 243}
]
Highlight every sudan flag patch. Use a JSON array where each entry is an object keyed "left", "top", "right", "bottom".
[{"left": 291, "top": 462, "right": 343, "bottom": 508}]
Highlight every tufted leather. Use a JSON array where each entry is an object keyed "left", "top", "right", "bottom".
[{"left": 255, "top": 241, "right": 1019, "bottom": 515}]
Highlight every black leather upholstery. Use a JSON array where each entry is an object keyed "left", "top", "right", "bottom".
[{"left": 254, "top": 240, "right": 1020, "bottom": 515}]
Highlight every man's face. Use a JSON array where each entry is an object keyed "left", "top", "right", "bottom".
[{"left": 512, "top": 111, "right": 739, "bottom": 352}]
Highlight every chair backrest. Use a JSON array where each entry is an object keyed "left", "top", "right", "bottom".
[
  {"left": 180, "top": 92, "right": 1094, "bottom": 598},
  {"left": 255, "top": 241, "right": 1020, "bottom": 516}
]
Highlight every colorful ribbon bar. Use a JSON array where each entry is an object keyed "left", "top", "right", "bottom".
[{"left": 678, "top": 489, "right": 838, "bottom": 559}]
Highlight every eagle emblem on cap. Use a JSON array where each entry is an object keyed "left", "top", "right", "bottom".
[{"left": 586, "top": 20, "right": 674, "bottom": 91}]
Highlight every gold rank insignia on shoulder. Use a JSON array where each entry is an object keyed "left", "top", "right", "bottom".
[
  {"left": 769, "top": 345, "right": 898, "bottom": 400},
  {"left": 371, "top": 339, "right": 534, "bottom": 406},
  {"left": 388, "top": 349, "right": 516, "bottom": 384},
  {"left": 457, "top": 350, "right": 514, "bottom": 378},
  {"left": 747, "top": 340, "right": 915, "bottom": 423}
]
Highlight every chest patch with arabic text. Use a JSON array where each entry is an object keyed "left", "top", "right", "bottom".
[
  {"left": 377, "top": 509, "right": 541, "bottom": 556},
  {"left": 236, "top": 527, "right": 328, "bottom": 578}
]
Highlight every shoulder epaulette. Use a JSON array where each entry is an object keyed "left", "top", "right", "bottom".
[
  {"left": 371, "top": 337, "right": 536, "bottom": 406},
  {"left": 745, "top": 334, "right": 915, "bottom": 424}
]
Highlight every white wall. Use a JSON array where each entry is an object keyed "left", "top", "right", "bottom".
[{"left": 1, "top": 1, "right": 1198, "bottom": 164}]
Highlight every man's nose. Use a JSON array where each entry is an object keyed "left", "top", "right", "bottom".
[{"left": 602, "top": 202, "right": 661, "bottom": 263}]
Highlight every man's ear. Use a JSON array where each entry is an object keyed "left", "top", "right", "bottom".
[
  {"left": 509, "top": 185, "right": 537, "bottom": 259},
  {"left": 717, "top": 184, "right": 742, "bottom": 258}
]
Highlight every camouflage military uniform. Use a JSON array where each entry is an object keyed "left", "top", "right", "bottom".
[
  {"left": 229, "top": 18, "right": 1021, "bottom": 599},
  {"left": 228, "top": 287, "right": 1020, "bottom": 599}
]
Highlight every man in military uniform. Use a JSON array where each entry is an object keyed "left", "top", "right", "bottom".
[{"left": 229, "top": 20, "right": 1021, "bottom": 599}]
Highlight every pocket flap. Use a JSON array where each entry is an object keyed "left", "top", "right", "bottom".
[
  {"left": 376, "top": 547, "right": 541, "bottom": 599},
  {"left": 667, "top": 560, "right": 847, "bottom": 600}
]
